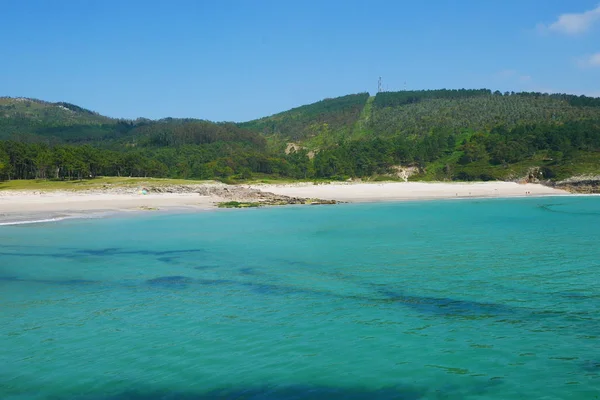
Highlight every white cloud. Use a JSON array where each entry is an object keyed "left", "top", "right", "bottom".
[
  {"left": 577, "top": 53, "right": 600, "bottom": 68},
  {"left": 539, "top": 5, "right": 600, "bottom": 35},
  {"left": 519, "top": 75, "right": 532, "bottom": 83},
  {"left": 585, "top": 53, "right": 600, "bottom": 67}
]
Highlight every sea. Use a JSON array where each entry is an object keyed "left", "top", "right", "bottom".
[{"left": 1, "top": 197, "right": 599, "bottom": 400}]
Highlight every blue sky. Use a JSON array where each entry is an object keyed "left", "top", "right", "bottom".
[{"left": 1, "top": 0, "right": 599, "bottom": 121}]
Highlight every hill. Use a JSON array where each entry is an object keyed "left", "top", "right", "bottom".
[
  {"left": 369, "top": 90, "right": 600, "bottom": 139},
  {"left": 239, "top": 93, "right": 370, "bottom": 149},
  {"left": 0, "top": 97, "right": 128, "bottom": 142},
  {"left": 0, "top": 97, "right": 273, "bottom": 180},
  {"left": 1, "top": 90, "right": 600, "bottom": 184}
]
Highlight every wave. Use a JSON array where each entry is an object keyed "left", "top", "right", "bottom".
[{"left": 0, "top": 217, "right": 71, "bottom": 226}]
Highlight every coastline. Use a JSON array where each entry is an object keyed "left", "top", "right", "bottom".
[
  {"left": 0, "top": 192, "right": 219, "bottom": 226},
  {"left": 0, "top": 181, "right": 570, "bottom": 225},
  {"left": 249, "top": 181, "right": 569, "bottom": 203}
]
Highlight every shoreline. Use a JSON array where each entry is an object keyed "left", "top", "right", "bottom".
[
  {"left": 0, "top": 181, "right": 572, "bottom": 225},
  {"left": 248, "top": 181, "right": 569, "bottom": 203}
]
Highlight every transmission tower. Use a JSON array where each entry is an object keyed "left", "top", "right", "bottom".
[{"left": 378, "top": 77, "right": 382, "bottom": 93}]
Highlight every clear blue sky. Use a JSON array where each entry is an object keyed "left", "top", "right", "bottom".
[{"left": 1, "top": 0, "right": 599, "bottom": 121}]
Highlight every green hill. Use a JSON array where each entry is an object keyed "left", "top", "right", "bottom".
[
  {"left": 0, "top": 97, "right": 127, "bottom": 142},
  {"left": 247, "top": 89, "right": 600, "bottom": 181},
  {"left": 239, "top": 93, "right": 370, "bottom": 149},
  {"left": 1, "top": 90, "right": 600, "bottom": 183},
  {"left": 369, "top": 90, "right": 600, "bottom": 139}
]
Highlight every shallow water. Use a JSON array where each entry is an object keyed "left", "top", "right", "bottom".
[{"left": 1, "top": 197, "right": 599, "bottom": 399}]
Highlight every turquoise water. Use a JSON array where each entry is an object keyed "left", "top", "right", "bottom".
[{"left": 1, "top": 197, "right": 599, "bottom": 399}]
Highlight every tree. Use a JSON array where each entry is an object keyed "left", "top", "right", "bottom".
[
  {"left": 460, "top": 140, "right": 488, "bottom": 164},
  {"left": 239, "top": 167, "right": 253, "bottom": 180},
  {"left": 0, "top": 146, "right": 10, "bottom": 180}
]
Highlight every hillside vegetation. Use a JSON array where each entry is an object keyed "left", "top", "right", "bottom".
[
  {"left": 1, "top": 90, "right": 599, "bottom": 183},
  {"left": 0, "top": 97, "right": 125, "bottom": 142},
  {"left": 239, "top": 93, "right": 370, "bottom": 149},
  {"left": 370, "top": 93, "right": 600, "bottom": 139}
]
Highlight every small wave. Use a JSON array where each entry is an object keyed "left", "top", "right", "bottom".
[{"left": 0, "top": 217, "right": 70, "bottom": 226}]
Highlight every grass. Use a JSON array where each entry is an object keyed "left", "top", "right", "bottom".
[
  {"left": 407, "top": 148, "right": 600, "bottom": 182},
  {"left": 217, "top": 201, "right": 262, "bottom": 208},
  {"left": 244, "top": 173, "right": 340, "bottom": 185},
  {"left": 0, "top": 177, "right": 216, "bottom": 191},
  {"left": 350, "top": 95, "right": 375, "bottom": 139},
  {"left": 0, "top": 175, "right": 342, "bottom": 192},
  {"left": 548, "top": 152, "right": 600, "bottom": 180}
]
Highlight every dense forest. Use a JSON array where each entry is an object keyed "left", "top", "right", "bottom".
[
  {"left": 239, "top": 93, "right": 370, "bottom": 146},
  {"left": 1, "top": 89, "right": 600, "bottom": 183}
]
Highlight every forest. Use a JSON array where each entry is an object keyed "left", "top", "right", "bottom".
[{"left": 1, "top": 90, "right": 599, "bottom": 183}]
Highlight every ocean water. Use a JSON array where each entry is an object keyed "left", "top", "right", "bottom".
[{"left": 1, "top": 197, "right": 599, "bottom": 400}]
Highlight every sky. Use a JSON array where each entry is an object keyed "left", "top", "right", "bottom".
[{"left": 1, "top": 0, "right": 600, "bottom": 121}]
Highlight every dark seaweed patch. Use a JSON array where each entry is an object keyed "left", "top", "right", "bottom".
[
  {"left": 278, "top": 259, "right": 316, "bottom": 267},
  {"left": 239, "top": 267, "right": 259, "bottom": 275},
  {"left": 537, "top": 203, "right": 600, "bottom": 217},
  {"left": 146, "top": 276, "right": 194, "bottom": 288},
  {"left": 240, "top": 282, "right": 288, "bottom": 295},
  {"left": 194, "top": 265, "right": 219, "bottom": 270},
  {"left": 0, "top": 248, "right": 204, "bottom": 260},
  {"left": 196, "top": 278, "right": 235, "bottom": 286},
  {"left": 35, "top": 378, "right": 508, "bottom": 400},
  {"left": 0, "top": 251, "right": 80, "bottom": 259},
  {"left": 53, "top": 279, "right": 98, "bottom": 286},
  {"left": 0, "top": 276, "right": 98, "bottom": 286},
  {"left": 580, "top": 360, "right": 600, "bottom": 372},
  {"left": 76, "top": 247, "right": 122, "bottom": 256},
  {"left": 156, "top": 256, "right": 178, "bottom": 264},
  {"left": 375, "top": 287, "right": 513, "bottom": 317},
  {"left": 76, "top": 248, "right": 205, "bottom": 257}
]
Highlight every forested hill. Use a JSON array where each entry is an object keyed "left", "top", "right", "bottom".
[
  {"left": 0, "top": 97, "right": 121, "bottom": 142},
  {"left": 1, "top": 90, "right": 600, "bottom": 183},
  {"left": 368, "top": 90, "right": 600, "bottom": 140},
  {"left": 239, "top": 93, "right": 370, "bottom": 148}
]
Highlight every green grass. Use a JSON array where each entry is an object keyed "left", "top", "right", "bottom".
[
  {"left": 217, "top": 201, "right": 262, "bottom": 208},
  {"left": 350, "top": 95, "right": 375, "bottom": 139},
  {"left": 0, "top": 175, "right": 348, "bottom": 192},
  {"left": 549, "top": 152, "right": 600, "bottom": 180},
  {"left": 408, "top": 150, "right": 600, "bottom": 182},
  {"left": 0, "top": 177, "right": 216, "bottom": 191}
]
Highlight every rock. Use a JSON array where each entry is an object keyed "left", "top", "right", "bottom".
[
  {"left": 77, "top": 183, "right": 339, "bottom": 208},
  {"left": 523, "top": 167, "right": 544, "bottom": 183},
  {"left": 549, "top": 175, "right": 600, "bottom": 194}
]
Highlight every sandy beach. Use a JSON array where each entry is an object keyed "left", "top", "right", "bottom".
[
  {"left": 250, "top": 181, "right": 568, "bottom": 202},
  {"left": 0, "top": 192, "right": 220, "bottom": 225},
  {"left": 0, "top": 181, "right": 568, "bottom": 224}
]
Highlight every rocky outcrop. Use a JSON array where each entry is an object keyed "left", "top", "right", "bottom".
[
  {"left": 285, "top": 143, "right": 316, "bottom": 159},
  {"left": 522, "top": 167, "right": 545, "bottom": 183},
  {"left": 145, "top": 184, "right": 338, "bottom": 206},
  {"left": 390, "top": 165, "right": 420, "bottom": 182},
  {"left": 550, "top": 176, "right": 600, "bottom": 194}
]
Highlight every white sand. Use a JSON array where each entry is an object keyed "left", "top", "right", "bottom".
[
  {"left": 251, "top": 181, "right": 568, "bottom": 202},
  {"left": 0, "top": 182, "right": 568, "bottom": 224},
  {"left": 0, "top": 192, "right": 220, "bottom": 224}
]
